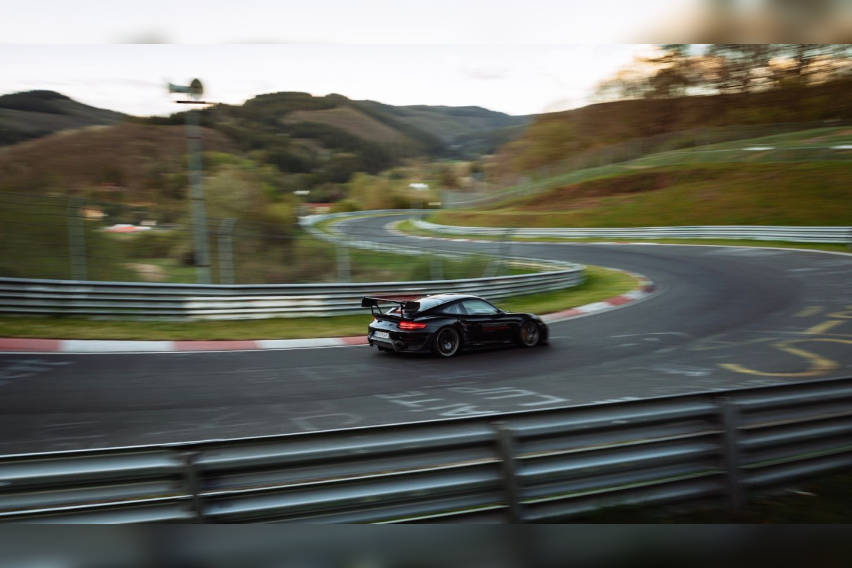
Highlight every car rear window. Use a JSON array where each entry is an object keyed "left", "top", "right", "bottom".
[
  {"left": 386, "top": 297, "right": 450, "bottom": 315},
  {"left": 442, "top": 302, "right": 466, "bottom": 315},
  {"left": 416, "top": 297, "right": 447, "bottom": 312}
]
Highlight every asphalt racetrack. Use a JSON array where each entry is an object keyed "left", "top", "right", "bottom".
[{"left": 1, "top": 214, "right": 850, "bottom": 454}]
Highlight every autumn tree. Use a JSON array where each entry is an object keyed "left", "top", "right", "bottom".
[{"left": 595, "top": 44, "right": 851, "bottom": 102}]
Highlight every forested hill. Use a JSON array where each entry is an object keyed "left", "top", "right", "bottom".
[
  {"left": 145, "top": 91, "right": 531, "bottom": 178},
  {"left": 497, "top": 79, "right": 852, "bottom": 174},
  {"left": 354, "top": 100, "right": 531, "bottom": 157},
  {"left": 0, "top": 90, "right": 125, "bottom": 145}
]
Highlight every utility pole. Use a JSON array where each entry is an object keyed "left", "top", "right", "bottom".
[
  {"left": 169, "top": 78, "right": 212, "bottom": 284},
  {"left": 67, "top": 196, "right": 87, "bottom": 280},
  {"left": 218, "top": 218, "right": 237, "bottom": 284}
]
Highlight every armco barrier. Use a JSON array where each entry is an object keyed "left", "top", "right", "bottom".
[
  {"left": 301, "top": 209, "right": 456, "bottom": 257},
  {"left": 413, "top": 219, "right": 852, "bottom": 244},
  {"left": 0, "top": 268, "right": 583, "bottom": 320},
  {"left": 0, "top": 211, "right": 584, "bottom": 320},
  {"left": 0, "top": 376, "right": 849, "bottom": 522}
]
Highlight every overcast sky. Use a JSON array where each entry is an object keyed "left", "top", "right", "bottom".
[
  {"left": 1, "top": 1, "right": 841, "bottom": 116},
  {"left": 0, "top": 1, "right": 687, "bottom": 116},
  {"left": 0, "top": 44, "right": 654, "bottom": 117}
]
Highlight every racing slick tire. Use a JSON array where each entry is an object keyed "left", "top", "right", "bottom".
[
  {"left": 518, "top": 320, "right": 541, "bottom": 348},
  {"left": 433, "top": 326, "right": 461, "bottom": 358}
]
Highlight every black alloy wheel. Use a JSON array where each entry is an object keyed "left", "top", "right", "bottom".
[
  {"left": 519, "top": 320, "right": 540, "bottom": 347},
  {"left": 434, "top": 327, "right": 461, "bottom": 357}
]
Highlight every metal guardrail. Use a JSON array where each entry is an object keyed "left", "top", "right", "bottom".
[
  {"left": 301, "top": 209, "right": 461, "bottom": 257},
  {"left": 1, "top": 376, "right": 849, "bottom": 523},
  {"left": 0, "top": 267, "right": 584, "bottom": 320},
  {"left": 0, "top": 211, "right": 584, "bottom": 320},
  {"left": 414, "top": 219, "right": 852, "bottom": 244}
]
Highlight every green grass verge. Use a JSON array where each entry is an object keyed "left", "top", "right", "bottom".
[
  {"left": 497, "top": 266, "right": 635, "bottom": 314},
  {"left": 0, "top": 266, "right": 635, "bottom": 340},
  {"left": 435, "top": 163, "right": 852, "bottom": 227},
  {"left": 308, "top": 217, "right": 532, "bottom": 281},
  {"left": 395, "top": 220, "right": 851, "bottom": 253},
  {"left": 462, "top": 127, "right": 852, "bottom": 211}
]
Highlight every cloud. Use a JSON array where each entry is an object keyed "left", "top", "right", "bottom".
[
  {"left": 113, "top": 29, "right": 172, "bottom": 44},
  {"left": 461, "top": 66, "right": 509, "bottom": 81}
]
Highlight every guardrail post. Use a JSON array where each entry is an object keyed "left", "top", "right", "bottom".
[
  {"left": 337, "top": 244, "right": 351, "bottom": 282},
  {"left": 430, "top": 255, "right": 443, "bottom": 280},
  {"left": 718, "top": 398, "right": 746, "bottom": 512},
  {"left": 217, "top": 218, "right": 236, "bottom": 284},
  {"left": 499, "top": 228, "right": 515, "bottom": 275},
  {"left": 492, "top": 422, "right": 525, "bottom": 522},
  {"left": 67, "top": 196, "right": 87, "bottom": 281},
  {"left": 180, "top": 451, "right": 206, "bottom": 522}
]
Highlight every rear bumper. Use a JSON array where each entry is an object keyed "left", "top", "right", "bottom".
[{"left": 367, "top": 328, "right": 431, "bottom": 353}]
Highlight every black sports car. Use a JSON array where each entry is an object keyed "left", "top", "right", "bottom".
[{"left": 362, "top": 293, "right": 548, "bottom": 357}]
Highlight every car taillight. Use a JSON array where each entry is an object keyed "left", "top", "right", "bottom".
[{"left": 399, "top": 320, "right": 427, "bottom": 330}]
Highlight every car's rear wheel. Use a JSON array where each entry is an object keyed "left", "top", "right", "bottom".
[
  {"left": 519, "top": 321, "right": 541, "bottom": 347},
  {"left": 433, "top": 327, "right": 461, "bottom": 358}
]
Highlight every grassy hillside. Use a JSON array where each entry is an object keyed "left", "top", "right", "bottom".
[
  {"left": 459, "top": 127, "right": 852, "bottom": 210},
  {"left": 496, "top": 80, "right": 852, "bottom": 177},
  {"left": 128, "top": 91, "right": 532, "bottom": 201},
  {"left": 432, "top": 162, "right": 852, "bottom": 227},
  {"left": 355, "top": 101, "right": 530, "bottom": 157},
  {"left": 0, "top": 88, "right": 532, "bottom": 204},
  {"left": 0, "top": 122, "right": 236, "bottom": 206},
  {"left": 0, "top": 90, "right": 125, "bottom": 146}
]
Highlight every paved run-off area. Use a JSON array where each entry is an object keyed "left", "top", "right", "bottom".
[{"left": 0, "top": 214, "right": 850, "bottom": 454}]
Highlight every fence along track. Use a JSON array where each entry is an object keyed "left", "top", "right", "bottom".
[
  {"left": 413, "top": 219, "right": 852, "bottom": 244},
  {"left": 0, "top": 211, "right": 584, "bottom": 320},
  {"left": 0, "top": 264, "right": 583, "bottom": 320},
  {"left": 0, "top": 376, "right": 849, "bottom": 523}
]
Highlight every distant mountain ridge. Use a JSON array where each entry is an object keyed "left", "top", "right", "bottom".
[
  {"left": 0, "top": 89, "right": 531, "bottom": 162},
  {"left": 130, "top": 91, "right": 533, "bottom": 187},
  {"left": 0, "top": 89, "right": 535, "bottom": 211},
  {"left": 0, "top": 90, "right": 125, "bottom": 145},
  {"left": 353, "top": 100, "right": 531, "bottom": 156}
]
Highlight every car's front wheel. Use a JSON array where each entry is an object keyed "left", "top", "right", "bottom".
[
  {"left": 519, "top": 320, "right": 541, "bottom": 347},
  {"left": 433, "top": 327, "right": 461, "bottom": 358}
]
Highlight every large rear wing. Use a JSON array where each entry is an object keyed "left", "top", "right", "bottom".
[{"left": 361, "top": 296, "right": 420, "bottom": 318}]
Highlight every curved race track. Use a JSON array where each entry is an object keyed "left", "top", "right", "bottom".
[{"left": 0, "top": 214, "right": 850, "bottom": 454}]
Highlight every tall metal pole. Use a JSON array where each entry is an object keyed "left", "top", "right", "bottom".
[
  {"left": 67, "top": 196, "right": 87, "bottom": 281},
  {"left": 186, "top": 109, "right": 211, "bottom": 284},
  {"left": 218, "top": 218, "right": 236, "bottom": 284},
  {"left": 336, "top": 244, "right": 351, "bottom": 282},
  {"left": 170, "top": 79, "right": 212, "bottom": 285}
]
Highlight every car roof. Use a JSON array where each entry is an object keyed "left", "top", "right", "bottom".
[
  {"left": 386, "top": 294, "right": 490, "bottom": 316},
  {"left": 414, "top": 294, "right": 486, "bottom": 310},
  {"left": 419, "top": 293, "right": 478, "bottom": 303}
]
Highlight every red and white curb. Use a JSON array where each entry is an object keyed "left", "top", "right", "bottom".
[
  {"left": 542, "top": 274, "right": 656, "bottom": 324},
  {"left": 0, "top": 276, "right": 655, "bottom": 354},
  {"left": 0, "top": 335, "right": 369, "bottom": 354}
]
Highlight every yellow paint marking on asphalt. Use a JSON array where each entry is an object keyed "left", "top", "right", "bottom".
[
  {"left": 795, "top": 306, "right": 823, "bottom": 318},
  {"left": 828, "top": 306, "right": 852, "bottom": 319},
  {"left": 804, "top": 320, "right": 845, "bottom": 335},
  {"left": 720, "top": 338, "right": 850, "bottom": 378}
]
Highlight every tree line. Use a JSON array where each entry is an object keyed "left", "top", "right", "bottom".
[{"left": 596, "top": 44, "right": 851, "bottom": 101}]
